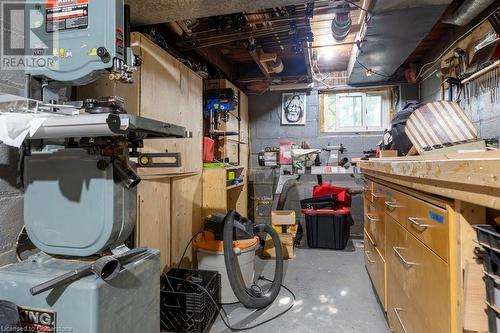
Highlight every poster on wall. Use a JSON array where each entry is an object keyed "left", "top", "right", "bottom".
[{"left": 281, "top": 93, "right": 306, "bottom": 125}]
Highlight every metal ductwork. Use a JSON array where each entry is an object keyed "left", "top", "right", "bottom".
[
  {"left": 259, "top": 52, "right": 284, "bottom": 74},
  {"left": 442, "top": 0, "right": 495, "bottom": 26},
  {"left": 348, "top": 0, "right": 452, "bottom": 85}
]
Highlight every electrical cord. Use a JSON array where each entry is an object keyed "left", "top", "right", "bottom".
[
  {"left": 355, "top": 58, "right": 390, "bottom": 78},
  {"left": 344, "top": 0, "right": 370, "bottom": 13},
  {"left": 167, "top": 275, "right": 297, "bottom": 332},
  {"left": 173, "top": 228, "right": 296, "bottom": 331},
  {"left": 176, "top": 231, "right": 203, "bottom": 271}
]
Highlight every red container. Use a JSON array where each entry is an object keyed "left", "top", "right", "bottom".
[
  {"left": 279, "top": 141, "right": 293, "bottom": 165},
  {"left": 312, "top": 182, "right": 351, "bottom": 207},
  {"left": 203, "top": 137, "right": 215, "bottom": 162}
]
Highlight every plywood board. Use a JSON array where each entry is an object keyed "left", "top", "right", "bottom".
[
  {"left": 138, "top": 33, "right": 203, "bottom": 174},
  {"left": 135, "top": 177, "right": 171, "bottom": 272},
  {"left": 463, "top": 259, "right": 488, "bottom": 333},
  {"left": 239, "top": 92, "right": 249, "bottom": 144},
  {"left": 202, "top": 168, "right": 228, "bottom": 217},
  {"left": 170, "top": 174, "right": 203, "bottom": 268}
]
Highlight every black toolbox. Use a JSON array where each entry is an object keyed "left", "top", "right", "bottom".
[{"left": 302, "top": 208, "right": 353, "bottom": 250}]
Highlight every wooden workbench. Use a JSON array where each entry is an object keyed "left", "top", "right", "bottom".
[{"left": 359, "top": 151, "right": 498, "bottom": 333}]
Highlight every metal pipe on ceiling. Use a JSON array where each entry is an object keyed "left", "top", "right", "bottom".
[
  {"left": 309, "top": 41, "right": 358, "bottom": 48},
  {"left": 247, "top": 46, "right": 272, "bottom": 81},
  {"left": 442, "top": 0, "right": 495, "bottom": 26}
]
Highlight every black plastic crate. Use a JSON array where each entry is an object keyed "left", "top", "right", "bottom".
[
  {"left": 488, "top": 303, "right": 500, "bottom": 333},
  {"left": 303, "top": 209, "right": 352, "bottom": 250},
  {"left": 474, "top": 225, "right": 500, "bottom": 251},
  {"left": 486, "top": 272, "right": 500, "bottom": 309},
  {"left": 160, "top": 268, "right": 220, "bottom": 333},
  {"left": 483, "top": 250, "right": 500, "bottom": 276}
]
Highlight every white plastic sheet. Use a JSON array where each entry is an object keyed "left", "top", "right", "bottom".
[{"left": 0, "top": 94, "right": 48, "bottom": 148}]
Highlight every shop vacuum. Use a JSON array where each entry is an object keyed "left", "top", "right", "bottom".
[
  {"left": 195, "top": 210, "right": 285, "bottom": 309},
  {"left": 161, "top": 210, "right": 290, "bottom": 333}
]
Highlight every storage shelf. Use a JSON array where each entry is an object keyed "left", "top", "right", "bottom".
[
  {"left": 227, "top": 182, "right": 245, "bottom": 190},
  {"left": 225, "top": 165, "right": 244, "bottom": 171}
]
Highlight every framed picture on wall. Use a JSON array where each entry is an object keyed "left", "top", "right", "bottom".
[{"left": 281, "top": 92, "right": 306, "bottom": 125}]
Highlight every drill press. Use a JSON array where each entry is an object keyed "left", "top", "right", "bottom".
[{"left": 0, "top": 1, "right": 190, "bottom": 331}]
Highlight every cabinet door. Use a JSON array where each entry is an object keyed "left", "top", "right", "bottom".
[
  {"left": 386, "top": 215, "right": 450, "bottom": 333},
  {"left": 364, "top": 194, "right": 386, "bottom": 256},
  {"left": 364, "top": 231, "right": 386, "bottom": 310}
]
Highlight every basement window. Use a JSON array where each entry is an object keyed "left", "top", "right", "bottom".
[{"left": 320, "top": 91, "right": 390, "bottom": 133}]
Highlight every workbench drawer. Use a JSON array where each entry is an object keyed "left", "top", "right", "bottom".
[
  {"left": 364, "top": 231, "right": 386, "bottom": 310},
  {"left": 402, "top": 196, "right": 448, "bottom": 262},
  {"left": 382, "top": 186, "right": 449, "bottom": 262},
  {"left": 386, "top": 216, "right": 450, "bottom": 333},
  {"left": 364, "top": 200, "right": 386, "bottom": 256},
  {"left": 387, "top": 277, "right": 430, "bottom": 333}
]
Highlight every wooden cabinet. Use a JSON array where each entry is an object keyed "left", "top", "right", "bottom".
[
  {"left": 202, "top": 166, "right": 247, "bottom": 217},
  {"left": 78, "top": 32, "right": 203, "bottom": 272},
  {"left": 364, "top": 180, "right": 453, "bottom": 333},
  {"left": 364, "top": 231, "right": 386, "bottom": 310},
  {"left": 386, "top": 215, "right": 450, "bottom": 333}
]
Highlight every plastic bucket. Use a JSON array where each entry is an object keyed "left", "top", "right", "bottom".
[{"left": 197, "top": 243, "right": 258, "bottom": 304}]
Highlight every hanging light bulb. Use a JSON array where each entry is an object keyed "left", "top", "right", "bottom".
[{"left": 366, "top": 69, "right": 374, "bottom": 77}]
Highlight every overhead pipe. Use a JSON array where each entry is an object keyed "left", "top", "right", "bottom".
[
  {"left": 442, "top": 0, "right": 495, "bottom": 26},
  {"left": 247, "top": 42, "right": 272, "bottom": 81},
  {"left": 167, "top": 22, "right": 184, "bottom": 36}
]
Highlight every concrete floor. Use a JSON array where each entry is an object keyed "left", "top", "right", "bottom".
[{"left": 211, "top": 239, "right": 390, "bottom": 333}]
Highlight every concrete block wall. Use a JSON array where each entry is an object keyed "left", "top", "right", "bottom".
[
  {"left": 0, "top": 107, "right": 24, "bottom": 267},
  {"left": 0, "top": 16, "right": 27, "bottom": 266},
  {"left": 248, "top": 90, "right": 385, "bottom": 238}
]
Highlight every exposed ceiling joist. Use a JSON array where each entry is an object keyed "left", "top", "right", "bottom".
[{"left": 194, "top": 46, "right": 235, "bottom": 79}]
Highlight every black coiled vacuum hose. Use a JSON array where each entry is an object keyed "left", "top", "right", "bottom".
[{"left": 223, "top": 210, "right": 284, "bottom": 309}]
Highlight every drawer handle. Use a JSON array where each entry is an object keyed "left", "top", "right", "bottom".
[
  {"left": 408, "top": 217, "right": 431, "bottom": 230},
  {"left": 394, "top": 308, "right": 409, "bottom": 333},
  {"left": 372, "top": 192, "right": 385, "bottom": 198},
  {"left": 385, "top": 201, "right": 404, "bottom": 209},
  {"left": 365, "top": 251, "right": 375, "bottom": 264},
  {"left": 393, "top": 247, "right": 416, "bottom": 267},
  {"left": 365, "top": 213, "right": 380, "bottom": 223}
]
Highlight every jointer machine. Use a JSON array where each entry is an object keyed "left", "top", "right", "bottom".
[{"left": 0, "top": 0, "right": 190, "bottom": 332}]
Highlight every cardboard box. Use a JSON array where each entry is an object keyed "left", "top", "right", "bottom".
[
  {"left": 273, "top": 223, "right": 298, "bottom": 234},
  {"left": 262, "top": 233, "right": 295, "bottom": 259},
  {"left": 378, "top": 150, "right": 398, "bottom": 158},
  {"left": 272, "top": 210, "right": 296, "bottom": 225}
]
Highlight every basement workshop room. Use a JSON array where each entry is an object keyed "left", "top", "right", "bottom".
[{"left": 1, "top": 0, "right": 500, "bottom": 332}]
